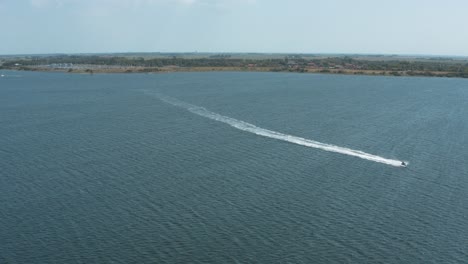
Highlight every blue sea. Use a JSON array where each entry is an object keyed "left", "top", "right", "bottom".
[{"left": 1, "top": 71, "right": 467, "bottom": 263}]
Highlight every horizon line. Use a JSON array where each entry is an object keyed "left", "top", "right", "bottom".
[{"left": 2, "top": 51, "right": 468, "bottom": 59}]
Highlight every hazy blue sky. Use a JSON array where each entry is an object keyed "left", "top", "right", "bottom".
[{"left": 1, "top": 0, "right": 467, "bottom": 55}]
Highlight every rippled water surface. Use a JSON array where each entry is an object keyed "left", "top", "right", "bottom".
[{"left": 1, "top": 71, "right": 468, "bottom": 263}]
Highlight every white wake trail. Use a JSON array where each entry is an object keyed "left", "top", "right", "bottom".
[{"left": 154, "top": 93, "right": 407, "bottom": 167}]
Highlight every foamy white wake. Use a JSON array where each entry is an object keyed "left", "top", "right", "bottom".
[{"left": 153, "top": 93, "right": 407, "bottom": 167}]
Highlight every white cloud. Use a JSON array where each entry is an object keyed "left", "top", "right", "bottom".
[
  {"left": 177, "top": 0, "right": 197, "bottom": 5},
  {"left": 30, "top": 0, "right": 67, "bottom": 8},
  {"left": 29, "top": 0, "right": 257, "bottom": 8},
  {"left": 30, "top": 0, "right": 51, "bottom": 7},
  {"left": 196, "top": 0, "right": 257, "bottom": 9}
]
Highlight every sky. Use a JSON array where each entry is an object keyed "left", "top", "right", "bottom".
[{"left": 1, "top": 0, "right": 467, "bottom": 56}]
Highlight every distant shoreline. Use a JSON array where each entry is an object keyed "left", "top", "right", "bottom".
[
  {"left": 2, "top": 65, "right": 463, "bottom": 79},
  {"left": 2, "top": 54, "right": 467, "bottom": 78}
]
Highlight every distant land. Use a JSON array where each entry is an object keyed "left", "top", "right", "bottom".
[{"left": 1, "top": 53, "right": 468, "bottom": 78}]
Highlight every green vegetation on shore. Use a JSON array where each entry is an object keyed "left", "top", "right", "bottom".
[{"left": 1, "top": 54, "right": 468, "bottom": 78}]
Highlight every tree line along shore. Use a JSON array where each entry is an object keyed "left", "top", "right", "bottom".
[{"left": 1, "top": 54, "right": 468, "bottom": 78}]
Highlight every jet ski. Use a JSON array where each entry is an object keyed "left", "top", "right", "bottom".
[{"left": 401, "top": 161, "right": 407, "bottom": 167}]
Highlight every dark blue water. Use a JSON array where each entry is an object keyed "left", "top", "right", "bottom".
[{"left": 1, "top": 71, "right": 467, "bottom": 263}]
